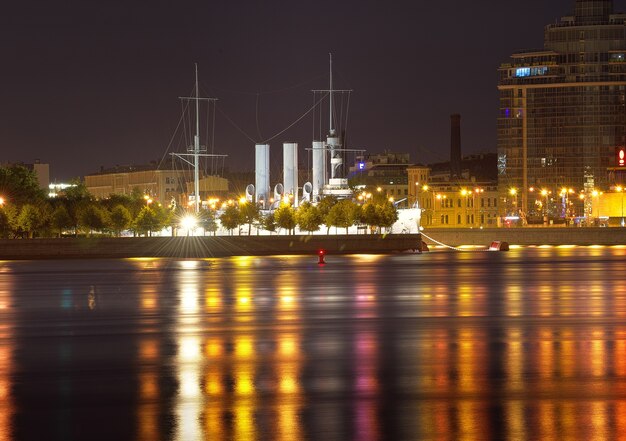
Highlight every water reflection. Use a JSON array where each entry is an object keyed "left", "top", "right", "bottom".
[
  {"left": 0, "top": 267, "right": 13, "bottom": 441},
  {"left": 6, "top": 249, "right": 626, "bottom": 439}
]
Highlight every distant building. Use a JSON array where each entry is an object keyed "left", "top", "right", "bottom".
[
  {"left": 497, "top": 0, "right": 626, "bottom": 219},
  {"left": 348, "top": 151, "right": 411, "bottom": 207},
  {"left": 1, "top": 160, "right": 49, "bottom": 190},
  {"left": 408, "top": 154, "right": 500, "bottom": 227},
  {"left": 85, "top": 164, "right": 190, "bottom": 205}
]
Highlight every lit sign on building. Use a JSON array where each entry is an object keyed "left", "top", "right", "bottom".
[
  {"left": 358, "top": 162, "right": 366, "bottom": 170},
  {"left": 617, "top": 146, "right": 626, "bottom": 167},
  {"left": 514, "top": 66, "right": 548, "bottom": 78}
]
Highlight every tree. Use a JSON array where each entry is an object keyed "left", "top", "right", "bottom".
[
  {"left": 239, "top": 201, "right": 260, "bottom": 235},
  {"left": 0, "top": 205, "right": 16, "bottom": 238},
  {"left": 0, "top": 165, "right": 46, "bottom": 207},
  {"left": 50, "top": 205, "right": 73, "bottom": 237},
  {"left": 295, "top": 202, "right": 323, "bottom": 234},
  {"left": 109, "top": 205, "right": 132, "bottom": 236},
  {"left": 274, "top": 202, "right": 296, "bottom": 235},
  {"left": 362, "top": 200, "right": 398, "bottom": 233},
  {"left": 325, "top": 199, "right": 358, "bottom": 234},
  {"left": 77, "top": 204, "right": 109, "bottom": 236},
  {"left": 17, "top": 204, "right": 46, "bottom": 238},
  {"left": 317, "top": 196, "right": 338, "bottom": 234},
  {"left": 219, "top": 205, "right": 241, "bottom": 236},
  {"left": 376, "top": 201, "right": 399, "bottom": 232},
  {"left": 199, "top": 209, "right": 219, "bottom": 236},
  {"left": 262, "top": 212, "right": 276, "bottom": 234},
  {"left": 133, "top": 206, "right": 162, "bottom": 237},
  {"left": 63, "top": 179, "right": 91, "bottom": 202}
]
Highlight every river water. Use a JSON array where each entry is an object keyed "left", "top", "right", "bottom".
[{"left": 1, "top": 247, "right": 626, "bottom": 440}]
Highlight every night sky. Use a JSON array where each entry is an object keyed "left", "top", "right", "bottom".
[{"left": 1, "top": 0, "right": 610, "bottom": 181}]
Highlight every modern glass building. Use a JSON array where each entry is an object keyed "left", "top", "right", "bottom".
[{"left": 497, "top": 0, "right": 626, "bottom": 219}]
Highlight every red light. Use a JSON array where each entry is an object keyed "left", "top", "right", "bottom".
[{"left": 618, "top": 147, "right": 626, "bottom": 167}]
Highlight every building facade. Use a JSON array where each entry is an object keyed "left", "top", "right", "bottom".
[
  {"left": 408, "top": 157, "right": 500, "bottom": 228},
  {"left": 348, "top": 151, "right": 411, "bottom": 207},
  {"left": 497, "top": 0, "right": 626, "bottom": 220},
  {"left": 85, "top": 166, "right": 191, "bottom": 205}
]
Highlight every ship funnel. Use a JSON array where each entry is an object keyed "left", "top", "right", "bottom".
[
  {"left": 312, "top": 141, "right": 326, "bottom": 200},
  {"left": 255, "top": 144, "right": 270, "bottom": 209},
  {"left": 283, "top": 142, "right": 298, "bottom": 207}
]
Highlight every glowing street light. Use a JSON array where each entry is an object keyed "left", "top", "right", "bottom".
[{"left": 180, "top": 215, "right": 198, "bottom": 236}]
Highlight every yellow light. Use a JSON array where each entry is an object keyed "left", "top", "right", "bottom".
[
  {"left": 509, "top": 188, "right": 517, "bottom": 196},
  {"left": 592, "top": 190, "right": 599, "bottom": 197},
  {"left": 617, "top": 186, "right": 623, "bottom": 192},
  {"left": 579, "top": 194, "right": 585, "bottom": 200},
  {"left": 422, "top": 185, "right": 429, "bottom": 191},
  {"left": 377, "top": 187, "right": 382, "bottom": 192},
  {"left": 529, "top": 187, "right": 534, "bottom": 192},
  {"left": 436, "top": 194, "right": 442, "bottom": 200},
  {"left": 541, "top": 189, "right": 548, "bottom": 196},
  {"left": 388, "top": 197, "right": 394, "bottom": 202},
  {"left": 180, "top": 215, "right": 198, "bottom": 230},
  {"left": 0, "top": 197, "right": 4, "bottom": 206},
  {"left": 239, "top": 197, "right": 247, "bottom": 204},
  {"left": 461, "top": 189, "right": 468, "bottom": 196}
]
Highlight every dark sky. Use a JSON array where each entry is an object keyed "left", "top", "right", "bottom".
[{"left": 0, "top": 0, "right": 611, "bottom": 181}]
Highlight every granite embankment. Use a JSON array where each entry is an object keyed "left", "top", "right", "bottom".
[
  {"left": 0, "top": 234, "right": 422, "bottom": 259},
  {"left": 420, "top": 227, "right": 626, "bottom": 247}
]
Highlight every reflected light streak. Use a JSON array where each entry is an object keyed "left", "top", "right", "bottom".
[
  {"left": 506, "top": 328, "right": 523, "bottom": 392},
  {"left": 276, "top": 271, "right": 300, "bottom": 321},
  {"left": 590, "top": 329, "right": 606, "bottom": 378},
  {"left": 137, "top": 338, "right": 160, "bottom": 441},
  {"left": 506, "top": 401, "right": 527, "bottom": 441},
  {"left": 235, "top": 285, "right": 254, "bottom": 322},
  {"left": 0, "top": 271, "right": 13, "bottom": 441},
  {"left": 175, "top": 335, "right": 202, "bottom": 441},
  {"left": 538, "top": 401, "right": 556, "bottom": 439},
  {"left": 589, "top": 401, "right": 608, "bottom": 441}
]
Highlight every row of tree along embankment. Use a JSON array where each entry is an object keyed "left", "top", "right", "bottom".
[
  {"left": 0, "top": 234, "right": 422, "bottom": 260},
  {"left": 421, "top": 227, "right": 626, "bottom": 247}
]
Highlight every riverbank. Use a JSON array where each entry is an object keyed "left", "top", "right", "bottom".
[
  {"left": 420, "top": 227, "right": 626, "bottom": 247},
  {"left": 0, "top": 234, "right": 422, "bottom": 259}
]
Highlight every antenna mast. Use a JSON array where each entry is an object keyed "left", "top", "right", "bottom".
[
  {"left": 329, "top": 53, "right": 334, "bottom": 134},
  {"left": 194, "top": 63, "right": 201, "bottom": 213},
  {"left": 172, "top": 65, "right": 225, "bottom": 214}
]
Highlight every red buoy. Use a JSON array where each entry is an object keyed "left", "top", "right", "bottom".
[{"left": 318, "top": 249, "right": 326, "bottom": 264}]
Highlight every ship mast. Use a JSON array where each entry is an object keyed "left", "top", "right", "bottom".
[
  {"left": 329, "top": 53, "right": 334, "bottom": 135},
  {"left": 172, "top": 65, "right": 226, "bottom": 214},
  {"left": 193, "top": 63, "right": 201, "bottom": 213}
]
